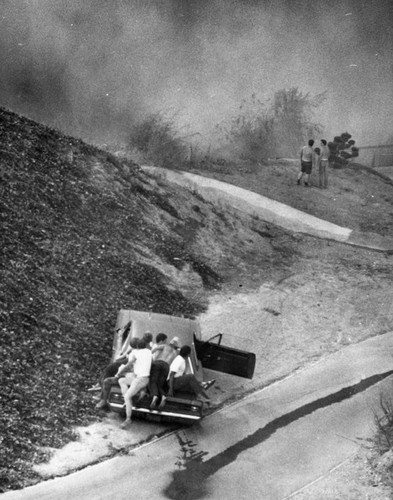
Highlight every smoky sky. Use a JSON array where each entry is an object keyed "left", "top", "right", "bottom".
[{"left": 1, "top": 0, "right": 392, "bottom": 146}]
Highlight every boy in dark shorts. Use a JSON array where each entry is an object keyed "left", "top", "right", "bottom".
[{"left": 297, "top": 139, "right": 315, "bottom": 186}]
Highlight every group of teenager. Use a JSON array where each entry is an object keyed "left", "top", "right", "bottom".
[
  {"left": 297, "top": 139, "right": 330, "bottom": 189},
  {"left": 93, "top": 328, "right": 215, "bottom": 429}
]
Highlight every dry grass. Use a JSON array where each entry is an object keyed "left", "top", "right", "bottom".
[{"left": 126, "top": 112, "right": 189, "bottom": 169}]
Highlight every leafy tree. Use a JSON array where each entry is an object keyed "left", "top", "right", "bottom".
[
  {"left": 217, "top": 88, "right": 326, "bottom": 163},
  {"left": 272, "top": 88, "right": 326, "bottom": 157},
  {"left": 219, "top": 94, "right": 277, "bottom": 163},
  {"left": 126, "top": 112, "right": 189, "bottom": 169}
]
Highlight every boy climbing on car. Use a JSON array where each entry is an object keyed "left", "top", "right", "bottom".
[
  {"left": 149, "top": 335, "right": 180, "bottom": 409},
  {"left": 119, "top": 338, "right": 152, "bottom": 428},
  {"left": 166, "top": 345, "right": 215, "bottom": 408}
]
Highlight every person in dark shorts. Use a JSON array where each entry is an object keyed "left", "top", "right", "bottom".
[
  {"left": 89, "top": 322, "right": 132, "bottom": 397},
  {"left": 94, "top": 337, "right": 140, "bottom": 410},
  {"left": 297, "top": 139, "right": 315, "bottom": 186},
  {"left": 149, "top": 336, "right": 180, "bottom": 409}
]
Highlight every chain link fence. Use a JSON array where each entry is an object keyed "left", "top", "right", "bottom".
[{"left": 358, "top": 145, "right": 393, "bottom": 168}]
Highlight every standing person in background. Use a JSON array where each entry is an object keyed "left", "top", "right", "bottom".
[
  {"left": 297, "top": 139, "right": 315, "bottom": 187},
  {"left": 319, "top": 139, "right": 329, "bottom": 189},
  {"left": 313, "top": 146, "right": 321, "bottom": 186}
]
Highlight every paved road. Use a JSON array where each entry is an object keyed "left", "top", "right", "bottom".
[{"left": 4, "top": 333, "right": 393, "bottom": 500}]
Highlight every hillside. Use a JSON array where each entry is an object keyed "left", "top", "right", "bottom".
[
  {"left": 191, "top": 159, "right": 393, "bottom": 237},
  {"left": 0, "top": 107, "right": 293, "bottom": 491},
  {"left": 1, "top": 106, "right": 393, "bottom": 494}
]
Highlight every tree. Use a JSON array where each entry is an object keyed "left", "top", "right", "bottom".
[
  {"left": 272, "top": 88, "right": 326, "bottom": 157},
  {"left": 220, "top": 94, "right": 277, "bottom": 163},
  {"left": 218, "top": 88, "right": 326, "bottom": 163},
  {"left": 126, "top": 112, "right": 189, "bottom": 169}
]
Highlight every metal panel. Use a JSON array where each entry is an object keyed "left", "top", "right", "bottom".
[{"left": 194, "top": 334, "right": 256, "bottom": 379}]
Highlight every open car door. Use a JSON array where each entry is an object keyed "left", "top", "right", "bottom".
[{"left": 194, "top": 333, "right": 256, "bottom": 379}]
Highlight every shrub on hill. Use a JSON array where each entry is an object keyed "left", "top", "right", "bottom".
[
  {"left": 217, "top": 94, "right": 277, "bottom": 163},
  {"left": 272, "top": 88, "right": 326, "bottom": 158},
  {"left": 216, "top": 88, "right": 326, "bottom": 164},
  {"left": 372, "top": 393, "right": 393, "bottom": 490},
  {"left": 328, "top": 132, "right": 359, "bottom": 168},
  {"left": 126, "top": 112, "right": 189, "bottom": 169}
]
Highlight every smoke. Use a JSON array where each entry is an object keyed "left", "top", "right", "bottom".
[{"left": 0, "top": 0, "right": 392, "bottom": 147}]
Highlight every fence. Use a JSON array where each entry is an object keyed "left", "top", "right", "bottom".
[{"left": 357, "top": 144, "right": 393, "bottom": 168}]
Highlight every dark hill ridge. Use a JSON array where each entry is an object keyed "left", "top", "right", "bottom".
[{"left": 0, "top": 107, "right": 288, "bottom": 490}]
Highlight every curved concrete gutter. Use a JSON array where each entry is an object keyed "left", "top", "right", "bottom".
[{"left": 143, "top": 166, "right": 393, "bottom": 252}]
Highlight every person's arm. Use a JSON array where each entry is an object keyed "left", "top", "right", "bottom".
[
  {"left": 168, "top": 372, "right": 175, "bottom": 397},
  {"left": 116, "top": 351, "right": 136, "bottom": 377},
  {"left": 313, "top": 150, "right": 320, "bottom": 167},
  {"left": 119, "top": 343, "right": 132, "bottom": 357},
  {"left": 114, "top": 354, "right": 127, "bottom": 363},
  {"left": 116, "top": 360, "right": 132, "bottom": 378},
  {"left": 151, "top": 344, "right": 164, "bottom": 356}
]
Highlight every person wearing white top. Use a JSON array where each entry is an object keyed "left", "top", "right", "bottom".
[
  {"left": 119, "top": 338, "right": 152, "bottom": 428},
  {"left": 165, "top": 346, "right": 215, "bottom": 408},
  {"left": 319, "top": 139, "right": 329, "bottom": 189}
]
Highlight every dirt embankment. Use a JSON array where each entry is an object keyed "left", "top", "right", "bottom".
[
  {"left": 29, "top": 159, "right": 393, "bottom": 499},
  {"left": 0, "top": 107, "right": 298, "bottom": 491},
  {"left": 2, "top": 104, "right": 393, "bottom": 495}
]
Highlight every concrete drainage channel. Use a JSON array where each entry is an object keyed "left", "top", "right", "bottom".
[{"left": 142, "top": 166, "right": 393, "bottom": 252}]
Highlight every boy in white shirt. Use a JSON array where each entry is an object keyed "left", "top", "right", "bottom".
[
  {"left": 119, "top": 338, "right": 152, "bottom": 428},
  {"left": 319, "top": 139, "right": 329, "bottom": 189},
  {"left": 166, "top": 346, "right": 215, "bottom": 407}
]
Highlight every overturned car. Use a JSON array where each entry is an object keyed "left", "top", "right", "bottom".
[{"left": 107, "top": 309, "right": 256, "bottom": 425}]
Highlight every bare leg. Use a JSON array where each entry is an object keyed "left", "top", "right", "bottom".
[
  {"left": 173, "top": 375, "right": 210, "bottom": 400},
  {"left": 95, "top": 377, "right": 118, "bottom": 409},
  {"left": 121, "top": 376, "right": 149, "bottom": 428},
  {"left": 119, "top": 374, "right": 135, "bottom": 396}
]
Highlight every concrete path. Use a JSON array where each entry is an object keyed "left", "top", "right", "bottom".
[
  {"left": 4, "top": 332, "right": 393, "bottom": 500},
  {"left": 142, "top": 166, "right": 393, "bottom": 252}
]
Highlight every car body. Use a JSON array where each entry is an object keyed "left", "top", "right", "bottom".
[{"left": 108, "top": 309, "right": 256, "bottom": 425}]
